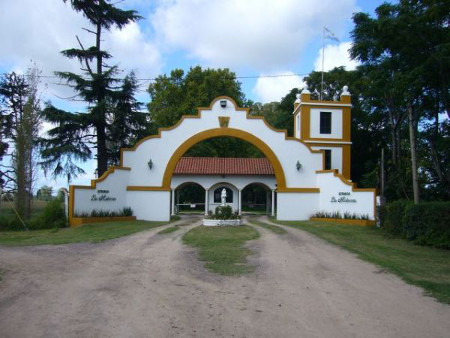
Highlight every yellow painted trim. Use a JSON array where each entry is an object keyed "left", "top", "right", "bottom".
[
  {"left": 127, "top": 186, "right": 171, "bottom": 191},
  {"left": 120, "top": 96, "right": 323, "bottom": 166},
  {"left": 310, "top": 218, "right": 375, "bottom": 226},
  {"left": 162, "top": 128, "right": 288, "bottom": 190},
  {"left": 218, "top": 116, "right": 230, "bottom": 127},
  {"left": 278, "top": 188, "right": 320, "bottom": 193},
  {"left": 342, "top": 144, "right": 351, "bottom": 180},
  {"left": 71, "top": 216, "right": 137, "bottom": 228}
]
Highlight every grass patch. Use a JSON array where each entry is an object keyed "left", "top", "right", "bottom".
[
  {"left": 0, "top": 220, "right": 173, "bottom": 246},
  {"left": 248, "top": 218, "right": 287, "bottom": 234},
  {"left": 271, "top": 218, "right": 450, "bottom": 304},
  {"left": 183, "top": 225, "right": 260, "bottom": 275},
  {"left": 158, "top": 225, "right": 180, "bottom": 235}
]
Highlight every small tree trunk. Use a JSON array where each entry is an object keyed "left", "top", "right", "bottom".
[
  {"left": 380, "top": 148, "right": 386, "bottom": 207},
  {"left": 408, "top": 105, "right": 420, "bottom": 204}
]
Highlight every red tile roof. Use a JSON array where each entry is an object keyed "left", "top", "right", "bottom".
[{"left": 174, "top": 157, "right": 274, "bottom": 175}]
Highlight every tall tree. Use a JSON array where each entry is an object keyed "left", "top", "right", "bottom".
[
  {"left": 0, "top": 69, "right": 41, "bottom": 218},
  {"left": 350, "top": 0, "right": 450, "bottom": 203},
  {"left": 41, "top": 0, "right": 142, "bottom": 179},
  {"left": 107, "top": 72, "right": 148, "bottom": 165}
]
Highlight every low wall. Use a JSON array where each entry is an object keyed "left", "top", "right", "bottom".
[{"left": 71, "top": 216, "right": 136, "bottom": 228}]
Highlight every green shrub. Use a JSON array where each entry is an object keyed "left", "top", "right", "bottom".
[
  {"left": 215, "top": 205, "right": 233, "bottom": 220},
  {"left": 313, "top": 210, "right": 369, "bottom": 220},
  {"left": 0, "top": 215, "right": 27, "bottom": 231},
  {"left": 382, "top": 200, "right": 411, "bottom": 236},
  {"left": 403, "top": 202, "right": 450, "bottom": 249},
  {"left": 205, "top": 206, "right": 240, "bottom": 220},
  {"left": 73, "top": 207, "right": 133, "bottom": 218},
  {"left": 29, "top": 199, "right": 66, "bottom": 230},
  {"left": 382, "top": 201, "right": 450, "bottom": 249}
]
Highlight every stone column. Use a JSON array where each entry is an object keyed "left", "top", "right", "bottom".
[
  {"left": 271, "top": 189, "right": 275, "bottom": 217},
  {"left": 204, "top": 189, "right": 209, "bottom": 216},
  {"left": 238, "top": 189, "right": 242, "bottom": 216},
  {"left": 171, "top": 189, "right": 175, "bottom": 216},
  {"left": 266, "top": 191, "right": 270, "bottom": 214}
]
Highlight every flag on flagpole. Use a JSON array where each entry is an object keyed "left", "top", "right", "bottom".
[{"left": 324, "top": 27, "right": 340, "bottom": 42}]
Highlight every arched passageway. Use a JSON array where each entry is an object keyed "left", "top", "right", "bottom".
[
  {"left": 173, "top": 182, "right": 205, "bottom": 214},
  {"left": 241, "top": 183, "right": 274, "bottom": 215}
]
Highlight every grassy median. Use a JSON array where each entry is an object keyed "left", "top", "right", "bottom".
[
  {"left": 270, "top": 218, "right": 450, "bottom": 304},
  {"left": 0, "top": 219, "right": 176, "bottom": 246},
  {"left": 183, "top": 225, "right": 260, "bottom": 275}
]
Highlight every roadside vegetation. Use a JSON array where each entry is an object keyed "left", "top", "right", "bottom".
[
  {"left": 270, "top": 218, "right": 450, "bottom": 304},
  {"left": 0, "top": 220, "right": 174, "bottom": 246},
  {"left": 183, "top": 225, "right": 259, "bottom": 275},
  {"left": 248, "top": 218, "right": 287, "bottom": 234}
]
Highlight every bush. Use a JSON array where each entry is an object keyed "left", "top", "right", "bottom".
[
  {"left": 403, "top": 202, "right": 450, "bottom": 249},
  {"left": 0, "top": 215, "right": 27, "bottom": 231},
  {"left": 29, "top": 198, "right": 66, "bottom": 230},
  {"left": 312, "top": 210, "right": 369, "bottom": 220},
  {"left": 205, "top": 206, "right": 240, "bottom": 220},
  {"left": 215, "top": 205, "right": 233, "bottom": 220},
  {"left": 382, "top": 201, "right": 450, "bottom": 249},
  {"left": 381, "top": 200, "right": 411, "bottom": 236},
  {"left": 73, "top": 207, "right": 133, "bottom": 218}
]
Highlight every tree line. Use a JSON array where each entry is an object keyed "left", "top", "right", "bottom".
[{"left": 1, "top": 0, "right": 448, "bottom": 219}]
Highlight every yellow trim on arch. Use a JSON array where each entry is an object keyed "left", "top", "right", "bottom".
[
  {"left": 161, "top": 128, "right": 287, "bottom": 190},
  {"left": 120, "top": 95, "right": 324, "bottom": 166}
]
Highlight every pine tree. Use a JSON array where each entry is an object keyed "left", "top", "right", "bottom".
[{"left": 41, "top": 0, "right": 142, "bottom": 179}]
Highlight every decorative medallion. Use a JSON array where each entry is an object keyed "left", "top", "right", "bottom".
[{"left": 218, "top": 116, "right": 230, "bottom": 128}]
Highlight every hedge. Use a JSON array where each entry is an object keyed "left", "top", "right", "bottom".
[
  {"left": 0, "top": 199, "right": 66, "bottom": 231},
  {"left": 381, "top": 201, "right": 450, "bottom": 249}
]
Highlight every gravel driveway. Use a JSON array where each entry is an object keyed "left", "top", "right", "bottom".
[{"left": 0, "top": 215, "right": 449, "bottom": 338}]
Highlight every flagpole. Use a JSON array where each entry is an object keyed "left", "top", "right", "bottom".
[{"left": 321, "top": 26, "right": 325, "bottom": 101}]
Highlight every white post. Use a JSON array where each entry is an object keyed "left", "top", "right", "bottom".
[
  {"left": 271, "top": 189, "right": 275, "bottom": 217},
  {"left": 238, "top": 189, "right": 242, "bottom": 216},
  {"left": 171, "top": 189, "right": 175, "bottom": 216},
  {"left": 205, "top": 189, "right": 209, "bottom": 215}
]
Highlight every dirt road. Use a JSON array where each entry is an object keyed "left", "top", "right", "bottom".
[{"left": 0, "top": 215, "right": 449, "bottom": 338}]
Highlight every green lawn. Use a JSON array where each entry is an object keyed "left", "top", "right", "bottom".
[
  {"left": 0, "top": 220, "right": 175, "bottom": 246},
  {"left": 183, "top": 225, "right": 260, "bottom": 275},
  {"left": 248, "top": 218, "right": 287, "bottom": 234},
  {"left": 158, "top": 225, "right": 180, "bottom": 234},
  {"left": 270, "top": 218, "right": 450, "bottom": 304}
]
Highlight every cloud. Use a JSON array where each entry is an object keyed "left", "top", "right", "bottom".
[
  {"left": 152, "top": 0, "right": 357, "bottom": 71},
  {"left": 0, "top": 0, "right": 162, "bottom": 106},
  {"left": 253, "top": 72, "right": 305, "bottom": 103},
  {"left": 314, "top": 42, "right": 359, "bottom": 71}
]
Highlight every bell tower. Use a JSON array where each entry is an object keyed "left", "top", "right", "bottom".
[{"left": 293, "top": 85, "right": 352, "bottom": 179}]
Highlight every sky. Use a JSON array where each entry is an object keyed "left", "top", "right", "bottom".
[{"left": 0, "top": 0, "right": 386, "bottom": 193}]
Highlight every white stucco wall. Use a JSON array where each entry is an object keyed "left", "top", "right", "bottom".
[
  {"left": 317, "top": 172, "right": 375, "bottom": 220},
  {"left": 277, "top": 193, "right": 319, "bottom": 220},
  {"left": 310, "top": 108, "right": 343, "bottom": 139},
  {"left": 71, "top": 97, "right": 375, "bottom": 223},
  {"left": 122, "top": 98, "right": 323, "bottom": 189},
  {"left": 127, "top": 191, "right": 171, "bottom": 221},
  {"left": 73, "top": 169, "right": 130, "bottom": 216}
]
